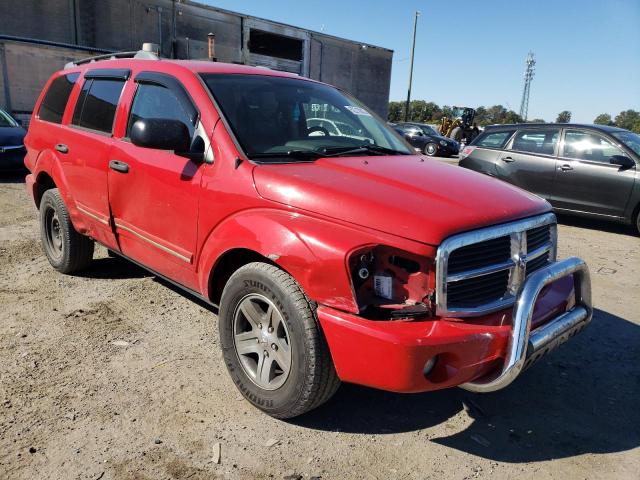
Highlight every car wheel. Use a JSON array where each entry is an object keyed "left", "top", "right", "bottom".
[
  {"left": 635, "top": 209, "right": 640, "bottom": 235},
  {"left": 40, "top": 188, "right": 94, "bottom": 274},
  {"left": 424, "top": 142, "right": 438, "bottom": 156},
  {"left": 219, "top": 262, "right": 340, "bottom": 418}
]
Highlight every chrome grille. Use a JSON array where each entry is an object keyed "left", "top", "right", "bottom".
[{"left": 436, "top": 213, "right": 557, "bottom": 317}]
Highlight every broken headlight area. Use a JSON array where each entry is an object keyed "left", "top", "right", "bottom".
[{"left": 349, "top": 246, "right": 435, "bottom": 320}]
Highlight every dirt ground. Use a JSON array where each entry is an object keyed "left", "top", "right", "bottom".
[{"left": 1, "top": 172, "right": 639, "bottom": 480}]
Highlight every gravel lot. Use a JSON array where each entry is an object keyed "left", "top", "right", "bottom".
[{"left": 1, "top": 171, "right": 639, "bottom": 480}]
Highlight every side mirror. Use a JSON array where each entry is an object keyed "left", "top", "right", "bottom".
[
  {"left": 609, "top": 155, "right": 635, "bottom": 168},
  {"left": 130, "top": 118, "right": 191, "bottom": 153}
]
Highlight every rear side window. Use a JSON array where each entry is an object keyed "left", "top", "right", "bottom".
[
  {"left": 511, "top": 129, "right": 559, "bottom": 155},
  {"left": 474, "top": 130, "right": 515, "bottom": 148},
  {"left": 72, "top": 79, "right": 125, "bottom": 134},
  {"left": 38, "top": 73, "right": 79, "bottom": 124}
]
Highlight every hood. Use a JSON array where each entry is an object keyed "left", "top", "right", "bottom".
[
  {"left": 428, "top": 133, "right": 457, "bottom": 144},
  {"left": 0, "top": 127, "right": 26, "bottom": 146},
  {"left": 252, "top": 155, "right": 550, "bottom": 246}
]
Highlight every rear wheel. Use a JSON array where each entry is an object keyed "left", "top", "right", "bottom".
[
  {"left": 635, "top": 209, "right": 640, "bottom": 235},
  {"left": 218, "top": 262, "right": 340, "bottom": 418},
  {"left": 40, "top": 188, "right": 94, "bottom": 273},
  {"left": 424, "top": 142, "right": 438, "bottom": 156}
]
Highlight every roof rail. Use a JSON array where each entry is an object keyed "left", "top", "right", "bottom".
[{"left": 64, "top": 43, "right": 160, "bottom": 69}]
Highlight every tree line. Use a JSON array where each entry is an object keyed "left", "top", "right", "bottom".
[{"left": 388, "top": 100, "right": 640, "bottom": 133}]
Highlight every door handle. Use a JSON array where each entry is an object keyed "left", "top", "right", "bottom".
[
  {"left": 502, "top": 156, "right": 515, "bottom": 163},
  {"left": 558, "top": 164, "right": 573, "bottom": 171},
  {"left": 109, "top": 160, "right": 129, "bottom": 174},
  {"left": 55, "top": 144, "right": 69, "bottom": 154}
]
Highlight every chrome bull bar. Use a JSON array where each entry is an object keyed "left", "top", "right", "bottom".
[{"left": 461, "top": 257, "right": 592, "bottom": 393}]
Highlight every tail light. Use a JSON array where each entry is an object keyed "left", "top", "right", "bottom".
[{"left": 459, "top": 145, "right": 476, "bottom": 160}]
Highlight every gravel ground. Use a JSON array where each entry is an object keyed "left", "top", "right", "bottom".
[{"left": 1, "top": 173, "right": 639, "bottom": 480}]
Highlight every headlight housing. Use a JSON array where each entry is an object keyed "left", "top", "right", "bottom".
[
  {"left": 439, "top": 140, "right": 447, "bottom": 146},
  {"left": 349, "top": 246, "right": 434, "bottom": 320}
]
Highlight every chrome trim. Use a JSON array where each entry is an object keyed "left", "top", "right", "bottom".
[
  {"left": 114, "top": 221, "right": 191, "bottom": 263},
  {"left": 526, "top": 242, "right": 553, "bottom": 261},
  {"left": 435, "top": 213, "right": 557, "bottom": 317},
  {"left": 0, "top": 145, "right": 24, "bottom": 150},
  {"left": 76, "top": 205, "right": 110, "bottom": 226},
  {"left": 461, "top": 256, "right": 592, "bottom": 392},
  {"left": 447, "top": 259, "right": 514, "bottom": 283}
]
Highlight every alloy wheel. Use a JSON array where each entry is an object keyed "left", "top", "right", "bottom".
[{"left": 232, "top": 293, "right": 292, "bottom": 390}]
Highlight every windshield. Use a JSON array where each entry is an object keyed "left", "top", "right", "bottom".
[
  {"left": 201, "top": 74, "right": 411, "bottom": 160},
  {"left": 612, "top": 130, "right": 640, "bottom": 156},
  {"left": 0, "top": 109, "right": 18, "bottom": 128}
]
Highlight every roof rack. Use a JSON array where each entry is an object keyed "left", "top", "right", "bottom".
[{"left": 64, "top": 43, "right": 160, "bottom": 69}]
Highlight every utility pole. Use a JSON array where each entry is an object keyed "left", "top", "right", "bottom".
[
  {"left": 404, "top": 11, "right": 420, "bottom": 122},
  {"left": 518, "top": 51, "right": 536, "bottom": 122}
]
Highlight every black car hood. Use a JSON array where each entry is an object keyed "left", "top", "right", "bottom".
[
  {"left": 0, "top": 127, "right": 26, "bottom": 146},
  {"left": 427, "top": 133, "right": 456, "bottom": 143}
]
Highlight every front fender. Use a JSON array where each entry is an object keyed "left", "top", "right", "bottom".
[{"left": 197, "top": 208, "right": 433, "bottom": 313}]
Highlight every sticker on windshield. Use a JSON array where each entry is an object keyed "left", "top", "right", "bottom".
[{"left": 344, "top": 106, "right": 372, "bottom": 117}]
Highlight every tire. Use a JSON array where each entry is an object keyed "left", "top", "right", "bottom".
[
  {"left": 39, "top": 188, "right": 94, "bottom": 274},
  {"left": 449, "top": 126, "right": 463, "bottom": 142},
  {"left": 218, "top": 262, "right": 340, "bottom": 418},
  {"left": 635, "top": 209, "right": 640, "bottom": 235},
  {"left": 424, "top": 142, "right": 438, "bottom": 156}
]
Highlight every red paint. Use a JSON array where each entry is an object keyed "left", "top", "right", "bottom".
[{"left": 24, "top": 58, "right": 572, "bottom": 394}]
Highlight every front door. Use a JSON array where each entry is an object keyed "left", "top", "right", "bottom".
[
  {"left": 495, "top": 127, "right": 560, "bottom": 201},
  {"left": 553, "top": 129, "right": 636, "bottom": 218},
  {"left": 107, "top": 73, "right": 204, "bottom": 289}
]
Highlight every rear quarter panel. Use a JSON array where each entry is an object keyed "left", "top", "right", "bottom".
[{"left": 460, "top": 148, "right": 501, "bottom": 177}]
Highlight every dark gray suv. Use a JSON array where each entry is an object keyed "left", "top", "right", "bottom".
[{"left": 459, "top": 124, "right": 640, "bottom": 233}]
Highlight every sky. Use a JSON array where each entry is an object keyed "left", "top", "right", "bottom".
[{"left": 201, "top": 0, "right": 640, "bottom": 123}]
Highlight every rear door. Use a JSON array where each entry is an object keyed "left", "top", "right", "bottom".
[
  {"left": 107, "top": 71, "right": 206, "bottom": 289},
  {"left": 553, "top": 128, "right": 636, "bottom": 217},
  {"left": 61, "top": 69, "right": 128, "bottom": 249},
  {"left": 495, "top": 127, "right": 560, "bottom": 201}
]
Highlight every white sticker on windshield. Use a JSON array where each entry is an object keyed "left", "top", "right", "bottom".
[{"left": 344, "top": 106, "right": 372, "bottom": 117}]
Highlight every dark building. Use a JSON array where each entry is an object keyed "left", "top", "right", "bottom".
[{"left": 0, "top": 0, "right": 393, "bottom": 123}]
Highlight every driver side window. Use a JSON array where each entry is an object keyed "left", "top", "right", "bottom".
[
  {"left": 563, "top": 130, "right": 624, "bottom": 164},
  {"left": 127, "top": 83, "right": 196, "bottom": 139}
]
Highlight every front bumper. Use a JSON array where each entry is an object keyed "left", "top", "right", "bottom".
[{"left": 318, "top": 257, "right": 592, "bottom": 393}]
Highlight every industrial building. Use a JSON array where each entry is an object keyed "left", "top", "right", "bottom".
[{"left": 0, "top": 0, "right": 393, "bottom": 125}]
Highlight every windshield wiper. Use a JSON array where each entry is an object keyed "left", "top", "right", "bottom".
[
  {"left": 249, "top": 150, "right": 324, "bottom": 162},
  {"left": 321, "top": 144, "right": 410, "bottom": 157}
]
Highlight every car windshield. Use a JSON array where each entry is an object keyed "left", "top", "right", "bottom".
[
  {"left": 201, "top": 74, "right": 411, "bottom": 160},
  {"left": 0, "top": 109, "right": 18, "bottom": 128},
  {"left": 612, "top": 130, "right": 640, "bottom": 156}
]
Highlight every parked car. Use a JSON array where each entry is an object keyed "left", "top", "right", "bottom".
[
  {"left": 459, "top": 124, "right": 640, "bottom": 233},
  {"left": 0, "top": 108, "right": 27, "bottom": 172},
  {"left": 393, "top": 122, "right": 459, "bottom": 157},
  {"left": 24, "top": 50, "right": 592, "bottom": 418}
]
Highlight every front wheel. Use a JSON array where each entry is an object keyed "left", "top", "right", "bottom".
[
  {"left": 39, "top": 188, "right": 94, "bottom": 273},
  {"left": 218, "top": 262, "right": 340, "bottom": 418},
  {"left": 424, "top": 142, "right": 438, "bottom": 156}
]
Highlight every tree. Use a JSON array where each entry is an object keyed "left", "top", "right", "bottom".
[
  {"left": 614, "top": 109, "right": 640, "bottom": 131},
  {"left": 528, "top": 118, "right": 546, "bottom": 123},
  {"left": 593, "top": 113, "right": 613, "bottom": 126},
  {"left": 556, "top": 111, "right": 572, "bottom": 123},
  {"left": 387, "top": 101, "right": 403, "bottom": 122}
]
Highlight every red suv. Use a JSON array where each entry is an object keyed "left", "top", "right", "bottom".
[{"left": 24, "top": 50, "right": 593, "bottom": 418}]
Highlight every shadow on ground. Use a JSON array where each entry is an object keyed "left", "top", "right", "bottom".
[
  {"left": 557, "top": 213, "right": 637, "bottom": 236},
  {"left": 294, "top": 308, "right": 640, "bottom": 463}
]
